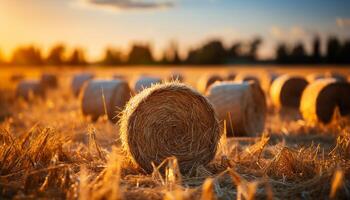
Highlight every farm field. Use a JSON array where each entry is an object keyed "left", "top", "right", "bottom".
[{"left": 0, "top": 65, "right": 350, "bottom": 200}]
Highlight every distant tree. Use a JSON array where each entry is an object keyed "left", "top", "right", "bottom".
[
  {"left": 186, "top": 40, "right": 227, "bottom": 64},
  {"left": 46, "top": 44, "right": 66, "bottom": 65},
  {"left": 11, "top": 45, "right": 43, "bottom": 65},
  {"left": 290, "top": 42, "right": 308, "bottom": 63},
  {"left": 339, "top": 40, "right": 350, "bottom": 63},
  {"left": 248, "top": 37, "right": 262, "bottom": 61},
  {"left": 227, "top": 42, "right": 242, "bottom": 59},
  {"left": 326, "top": 36, "right": 341, "bottom": 63},
  {"left": 127, "top": 44, "right": 154, "bottom": 65},
  {"left": 101, "top": 48, "right": 123, "bottom": 65},
  {"left": 312, "top": 36, "right": 321, "bottom": 63},
  {"left": 275, "top": 43, "right": 289, "bottom": 63},
  {"left": 67, "top": 48, "right": 87, "bottom": 66},
  {"left": 162, "top": 41, "right": 181, "bottom": 65}
]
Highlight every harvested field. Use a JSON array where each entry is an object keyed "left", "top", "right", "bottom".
[{"left": 0, "top": 66, "right": 349, "bottom": 200}]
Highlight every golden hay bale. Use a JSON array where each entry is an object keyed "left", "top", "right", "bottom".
[
  {"left": 197, "top": 74, "right": 223, "bottom": 93},
  {"left": 71, "top": 73, "right": 94, "bottom": 97},
  {"left": 113, "top": 74, "right": 126, "bottom": 80},
  {"left": 40, "top": 73, "right": 58, "bottom": 89},
  {"left": 120, "top": 82, "right": 221, "bottom": 173},
  {"left": 134, "top": 76, "right": 162, "bottom": 93},
  {"left": 167, "top": 72, "right": 184, "bottom": 82},
  {"left": 16, "top": 80, "right": 45, "bottom": 101},
  {"left": 306, "top": 72, "right": 347, "bottom": 82},
  {"left": 269, "top": 74, "right": 308, "bottom": 109},
  {"left": 235, "top": 73, "right": 261, "bottom": 85},
  {"left": 81, "top": 79, "right": 131, "bottom": 122},
  {"left": 300, "top": 78, "right": 350, "bottom": 124},
  {"left": 207, "top": 81, "right": 267, "bottom": 137}
]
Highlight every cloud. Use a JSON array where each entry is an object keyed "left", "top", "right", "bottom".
[
  {"left": 269, "top": 25, "right": 309, "bottom": 41},
  {"left": 79, "top": 0, "right": 175, "bottom": 11},
  {"left": 336, "top": 18, "right": 350, "bottom": 28}
]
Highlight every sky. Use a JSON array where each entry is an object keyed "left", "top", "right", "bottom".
[{"left": 0, "top": 0, "right": 349, "bottom": 61}]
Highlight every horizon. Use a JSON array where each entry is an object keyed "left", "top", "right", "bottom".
[{"left": 0, "top": 0, "right": 350, "bottom": 62}]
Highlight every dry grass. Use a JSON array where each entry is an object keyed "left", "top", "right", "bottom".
[{"left": 0, "top": 67, "right": 349, "bottom": 199}]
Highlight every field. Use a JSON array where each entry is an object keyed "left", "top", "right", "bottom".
[{"left": 0, "top": 65, "right": 350, "bottom": 200}]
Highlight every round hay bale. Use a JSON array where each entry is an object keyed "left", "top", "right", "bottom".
[
  {"left": 167, "top": 72, "right": 184, "bottom": 82},
  {"left": 197, "top": 74, "right": 223, "bottom": 93},
  {"left": 235, "top": 74, "right": 261, "bottom": 85},
  {"left": 40, "top": 73, "right": 58, "bottom": 89},
  {"left": 300, "top": 79, "right": 350, "bottom": 124},
  {"left": 270, "top": 74, "right": 308, "bottom": 109},
  {"left": 16, "top": 80, "right": 45, "bottom": 101},
  {"left": 306, "top": 72, "right": 347, "bottom": 82},
  {"left": 134, "top": 76, "right": 162, "bottom": 93},
  {"left": 71, "top": 73, "right": 94, "bottom": 97},
  {"left": 81, "top": 79, "right": 131, "bottom": 122},
  {"left": 207, "top": 81, "right": 267, "bottom": 137},
  {"left": 120, "top": 82, "right": 221, "bottom": 173}
]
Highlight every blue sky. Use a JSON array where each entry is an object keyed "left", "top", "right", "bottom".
[{"left": 0, "top": 0, "right": 349, "bottom": 60}]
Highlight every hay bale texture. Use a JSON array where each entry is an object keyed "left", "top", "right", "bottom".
[
  {"left": 71, "top": 73, "right": 94, "bottom": 97},
  {"left": 207, "top": 81, "right": 267, "bottom": 137},
  {"left": 270, "top": 74, "right": 308, "bottom": 109},
  {"left": 300, "top": 79, "right": 350, "bottom": 124},
  {"left": 134, "top": 76, "right": 162, "bottom": 93},
  {"left": 168, "top": 72, "right": 184, "bottom": 82},
  {"left": 16, "top": 80, "right": 45, "bottom": 101},
  {"left": 40, "top": 73, "right": 58, "bottom": 89},
  {"left": 120, "top": 82, "right": 221, "bottom": 173},
  {"left": 197, "top": 74, "right": 223, "bottom": 93},
  {"left": 81, "top": 79, "right": 131, "bottom": 122}
]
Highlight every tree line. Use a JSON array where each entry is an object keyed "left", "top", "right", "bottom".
[{"left": 0, "top": 35, "right": 349, "bottom": 66}]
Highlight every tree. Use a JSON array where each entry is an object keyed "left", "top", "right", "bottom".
[
  {"left": 162, "top": 41, "right": 181, "bottom": 65},
  {"left": 11, "top": 45, "right": 43, "bottom": 65},
  {"left": 67, "top": 48, "right": 87, "bottom": 66},
  {"left": 46, "top": 44, "right": 66, "bottom": 65},
  {"left": 275, "top": 43, "right": 289, "bottom": 63},
  {"left": 127, "top": 44, "right": 154, "bottom": 65},
  {"left": 290, "top": 42, "right": 308, "bottom": 63},
  {"left": 248, "top": 37, "right": 262, "bottom": 61},
  {"left": 186, "top": 40, "right": 227, "bottom": 64},
  {"left": 312, "top": 36, "right": 321, "bottom": 63},
  {"left": 101, "top": 48, "right": 123, "bottom": 65},
  {"left": 326, "top": 36, "right": 341, "bottom": 63}
]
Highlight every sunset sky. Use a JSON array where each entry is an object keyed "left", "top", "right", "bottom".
[{"left": 0, "top": 0, "right": 349, "bottom": 61}]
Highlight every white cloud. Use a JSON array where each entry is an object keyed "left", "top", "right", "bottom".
[
  {"left": 78, "top": 0, "right": 175, "bottom": 11},
  {"left": 336, "top": 18, "right": 350, "bottom": 28}
]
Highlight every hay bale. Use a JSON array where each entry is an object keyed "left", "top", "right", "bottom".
[
  {"left": 40, "top": 73, "right": 58, "bottom": 89},
  {"left": 207, "top": 81, "right": 267, "bottom": 137},
  {"left": 113, "top": 74, "right": 126, "bottom": 80},
  {"left": 120, "top": 82, "right": 220, "bottom": 173},
  {"left": 71, "top": 73, "right": 94, "bottom": 97},
  {"left": 16, "top": 80, "right": 45, "bottom": 101},
  {"left": 197, "top": 74, "right": 223, "bottom": 93},
  {"left": 306, "top": 72, "right": 347, "bottom": 82},
  {"left": 300, "top": 79, "right": 350, "bottom": 124},
  {"left": 81, "top": 79, "right": 131, "bottom": 122},
  {"left": 167, "top": 72, "right": 184, "bottom": 82},
  {"left": 270, "top": 74, "right": 308, "bottom": 109},
  {"left": 134, "top": 76, "right": 162, "bottom": 93},
  {"left": 235, "top": 74, "right": 261, "bottom": 85}
]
